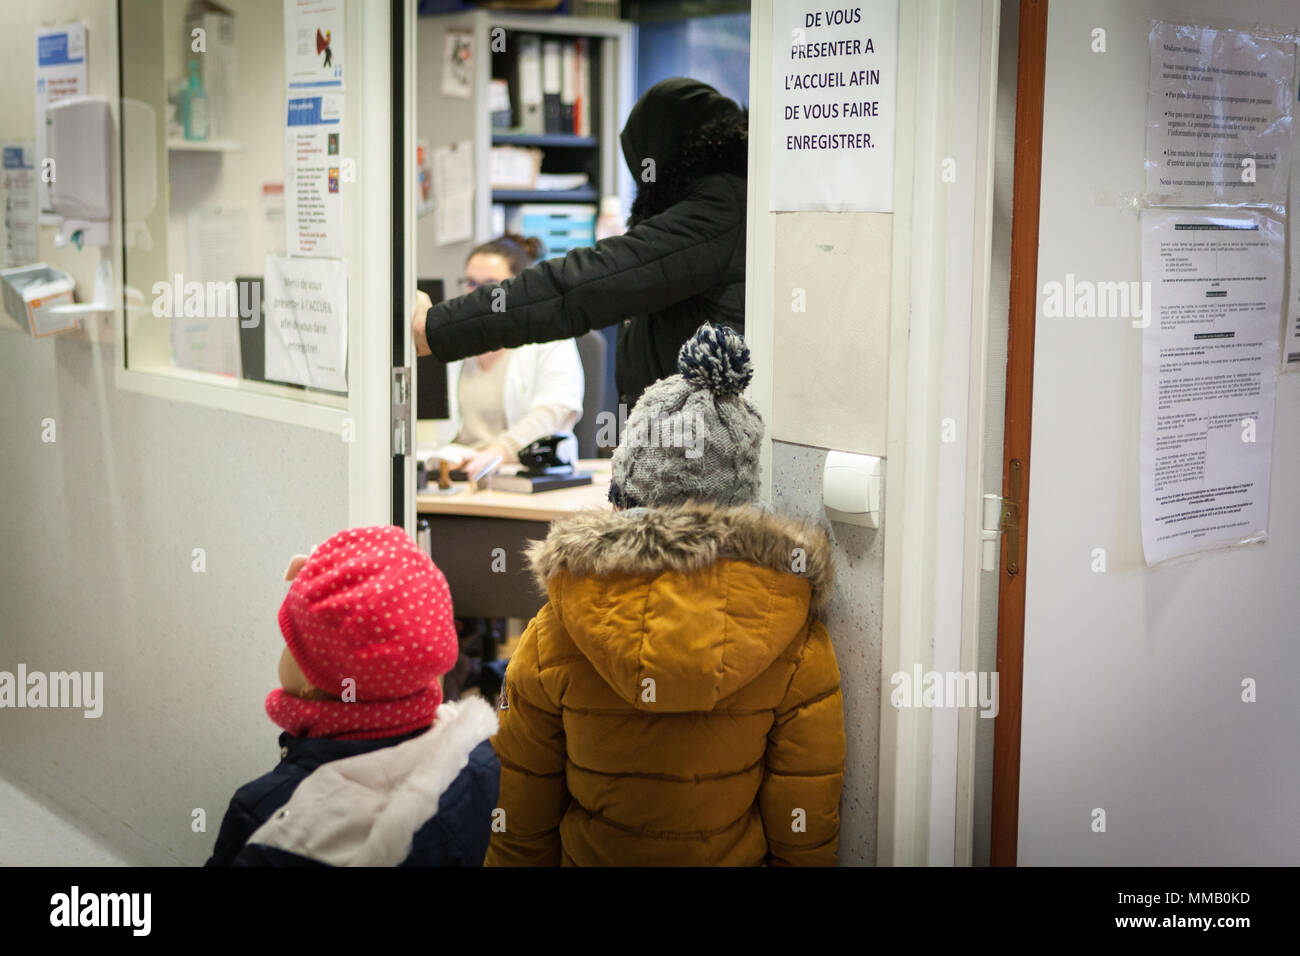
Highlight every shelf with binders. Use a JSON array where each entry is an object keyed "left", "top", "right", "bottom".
[
  {"left": 491, "top": 29, "right": 603, "bottom": 140},
  {"left": 416, "top": 10, "right": 631, "bottom": 295},
  {"left": 490, "top": 29, "right": 604, "bottom": 229}
]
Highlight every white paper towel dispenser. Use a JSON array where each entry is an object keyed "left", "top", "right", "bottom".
[
  {"left": 47, "top": 95, "right": 113, "bottom": 248},
  {"left": 823, "top": 451, "right": 884, "bottom": 528}
]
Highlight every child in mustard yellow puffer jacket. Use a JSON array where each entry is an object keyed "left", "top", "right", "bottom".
[{"left": 486, "top": 325, "right": 845, "bottom": 866}]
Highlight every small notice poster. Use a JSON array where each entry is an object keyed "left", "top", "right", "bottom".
[
  {"left": 1286, "top": 75, "right": 1300, "bottom": 369},
  {"left": 433, "top": 140, "right": 474, "bottom": 246},
  {"left": 770, "top": 0, "right": 898, "bottom": 212},
  {"left": 263, "top": 255, "right": 347, "bottom": 392},
  {"left": 285, "top": 94, "right": 344, "bottom": 258},
  {"left": 1139, "top": 207, "right": 1282, "bottom": 565},
  {"left": 1, "top": 143, "right": 38, "bottom": 268},
  {"left": 442, "top": 30, "right": 473, "bottom": 99},
  {"left": 284, "top": 0, "right": 344, "bottom": 90},
  {"left": 1145, "top": 21, "right": 1295, "bottom": 207}
]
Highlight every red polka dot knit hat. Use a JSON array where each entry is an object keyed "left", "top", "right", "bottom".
[{"left": 265, "top": 525, "right": 458, "bottom": 740}]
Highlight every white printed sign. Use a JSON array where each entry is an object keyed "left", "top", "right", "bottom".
[
  {"left": 1285, "top": 69, "right": 1300, "bottom": 369},
  {"left": 770, "top": 0, "right": 898, "bottom": 212},
  {"left": 264, "top": 255, "right": 347, "bottom": 392},
  {"left": 1145, "top": 21, "right": 1295, "bottom": 207},
  {"left": 1139, "top": 207, "right": 1282, "bottom": 565},
  {"left": 2, "top": 143, "right": 38, "bottom": 267},
  {"left": 285, "top": 94, "right": 344, "bottom": 258}
]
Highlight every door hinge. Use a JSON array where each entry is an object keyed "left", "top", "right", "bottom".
[
  {"left": 392, "top": 366, "right": 411, "bottom": 457},
  {"left": 980, "top": 494, "right": 1003, "bottom": 572},
  {"left": 981, "top": 458, "right": 1024, "bottom": 575}
]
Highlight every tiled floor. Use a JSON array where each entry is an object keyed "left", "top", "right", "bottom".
[{"left": 0, "top": 776, "right": 130, "bottom": 867}]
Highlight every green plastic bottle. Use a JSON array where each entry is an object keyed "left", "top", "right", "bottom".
[{"left": 184, "top": 60, "right": 209, "bottom": 141}]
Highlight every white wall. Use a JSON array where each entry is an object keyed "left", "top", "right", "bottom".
[
  {"left": 1020, "top": 0, "right": 1300, "bottom": 864},
  {"left": 0, "top": 0, "right": 348, "bottom": 865}
]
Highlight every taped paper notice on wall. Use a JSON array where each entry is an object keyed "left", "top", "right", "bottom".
[
  {"left": 1285, "top": 69, "right": 1300, "bottom": 369},
  {"left": 263, "top": 255, "right": 347, "bottom": 392},
  {"left": 285, "top": 94, "right": 344, "bottom": 258},
  {"left": 434, "top": 141, "right": 474, "bottom": 246},
  {"left": 442, "top": 30, "right": 473, "bottom": 99},
  {"left": 35, "top": 24, "right": 87, "bottom": 218},
  {"left": 168, "top": 207, "right": 248, "bottom": 377},
  {"left": 769, "top": 0, "right": 899, "bottom": 212},
  {"left": 284, "top": 0, "right": 343, "bottom": 89},
  {"left": 1144, "top": 20, "right": 1295, "bottom": 207},
  {"left": 1139, "top": 207, "right": 1282, "bottom": 565},
  {"left": 2, "top": 143, "right": 38, "bottom": 268}
]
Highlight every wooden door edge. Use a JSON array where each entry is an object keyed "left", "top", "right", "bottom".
[{"left": 989, "top": 0, "right": 1049, "bottom": 868}]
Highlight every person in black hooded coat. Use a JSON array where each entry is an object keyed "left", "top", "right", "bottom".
[{"left": 412, "top": 77, "right": 748, "bottom": 411}]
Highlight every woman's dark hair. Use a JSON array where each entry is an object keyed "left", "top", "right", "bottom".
[{"left": 467, "top": 233, "right": 545, "bottom": 276}]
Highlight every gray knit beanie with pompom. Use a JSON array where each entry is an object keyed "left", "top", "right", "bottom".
[{"left": 609, "top": 323, "right": 763, "bottom": 509}]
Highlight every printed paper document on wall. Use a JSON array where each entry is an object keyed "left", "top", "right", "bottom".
[
  {"left": 1145, "top": 20, "right": 1295, "bottom": 207},
  {"left": 285, "top": 94, "right": 345, "bottom": 258},
  {"left": 769, "top": 0, "right": 898, "bottom": 212},
  {"left": 1139, "top": 207, "right": 1282, "bottom": 564},
  {"left": 264, "top": 255, "right": 347, "bottom": 392}
]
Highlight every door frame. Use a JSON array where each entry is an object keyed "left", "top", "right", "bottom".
[
  {"left": 877, "top": 0, "right": 1006, "bottom": 866},
  {"left": 390, "top": 0, "right": 416, "bottom": 530},
  {"left": 988, "top": 0, "right": 1048, "bottom": 867}
]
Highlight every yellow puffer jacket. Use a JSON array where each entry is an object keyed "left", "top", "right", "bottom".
[{"left": 485, "top": 501, "right": 844, "bottom": 866}]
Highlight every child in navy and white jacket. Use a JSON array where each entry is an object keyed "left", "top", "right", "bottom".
[{"left": 206, "top": 525, "right": 499, "bottom": 867}]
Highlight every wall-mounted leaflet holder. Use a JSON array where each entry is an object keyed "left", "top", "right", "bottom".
[
  {"left": 1, "top": 263, "right": 78, "bottom": 337},
  {"left": 823, "top": 451, "right": 884, "bottom": 528}
]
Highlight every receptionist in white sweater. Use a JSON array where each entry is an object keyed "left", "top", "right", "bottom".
[{"left": 442, "top": 234, "right": 585, "bottom": 477}]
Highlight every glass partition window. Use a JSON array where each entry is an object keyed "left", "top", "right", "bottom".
[{"left": 121, "top": 0, "right": 354, "bottom": 406}]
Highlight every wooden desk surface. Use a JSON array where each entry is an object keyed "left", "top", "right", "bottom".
[{"left": 416, "top": 459, "right": 612, "bottom": 522}]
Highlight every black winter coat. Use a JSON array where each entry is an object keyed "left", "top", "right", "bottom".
[
  {"left": 205, "top": 699, "right": 499, "bottom": 867},
  {"left": 425, "top": 82, "right": 748, "bottom": 409}
]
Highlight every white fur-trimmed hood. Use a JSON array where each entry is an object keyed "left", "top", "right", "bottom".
[{"left": 244, "top": 697, "right": 498, "bottom": 866}]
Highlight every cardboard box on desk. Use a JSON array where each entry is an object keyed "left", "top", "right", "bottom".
[{"left": 0, "top": 263, "right": 77, "bottom": 338}]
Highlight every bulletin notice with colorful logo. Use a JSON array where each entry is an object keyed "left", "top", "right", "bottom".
[
  {"left": 284, "top": 0, "right": 344, "bottom": 89},
  {"left": 284, "top": 93, "right": 344, "bottom": 258}
]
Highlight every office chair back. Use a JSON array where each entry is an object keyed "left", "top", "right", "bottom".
[{"left": 575, "top": 330, "right": 610, "bottom": 459}]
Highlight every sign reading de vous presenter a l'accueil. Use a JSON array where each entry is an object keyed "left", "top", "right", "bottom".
[{"left": 770, "top": 1, "right": 898, "bottom": 212}]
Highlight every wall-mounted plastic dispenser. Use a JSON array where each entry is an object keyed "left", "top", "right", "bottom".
[
  {"left": 823, "top": 451, "right": 884, "bottom": 528},
  {"left": 47, "top": 95, "right": 113, "bottom": 249}
]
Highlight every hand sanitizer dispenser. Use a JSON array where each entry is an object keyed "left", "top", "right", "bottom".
[{"left": 46, "top": 95, "right": 113, "bottom": 248}]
